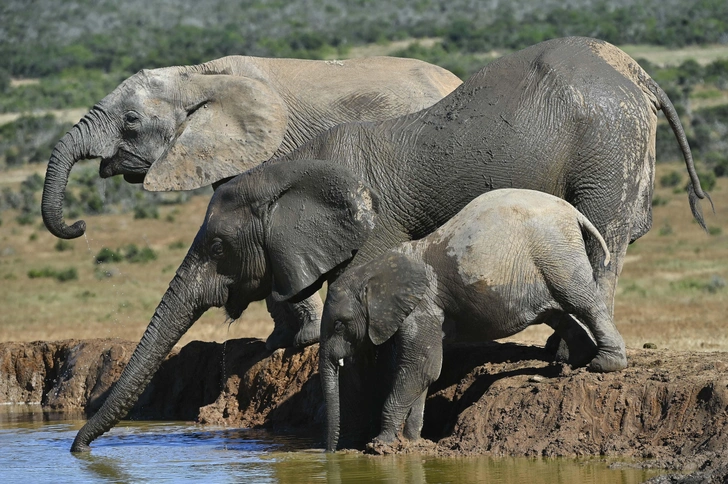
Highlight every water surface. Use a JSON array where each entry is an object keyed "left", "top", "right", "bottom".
[{"left": 0, "top": 407, "right": 662, "bottom": 483}]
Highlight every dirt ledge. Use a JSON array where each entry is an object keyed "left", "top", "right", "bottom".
[{"left": 1, "top": 339, "right": 727, "bottom": 482}]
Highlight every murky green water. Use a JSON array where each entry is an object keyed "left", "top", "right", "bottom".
[{"left": 0, "top": 406, "right": 662, "bottom": 483}]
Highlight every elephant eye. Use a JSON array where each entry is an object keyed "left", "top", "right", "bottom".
[
  {"left": 210, "top": 238, "right": 224, "bottom": 259},
  {"left": 334, "top": 320, "right": 345, "bottom": 334},
  {"left": 124, "top": 112, "right": 140, "bottom": 126}
]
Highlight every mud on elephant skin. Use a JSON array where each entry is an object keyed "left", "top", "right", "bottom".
[
  {"left": 319, "top": 189, "right": 624, "bottom": 451},
  {"left": 72, "top": 36, "right": 710, "bottom": 451},
  {"left": 69, "top": 160, "right": 381, "bottom": 452},
  {"left": 39, "top": 55, "right": 461, "bottom": 353}
]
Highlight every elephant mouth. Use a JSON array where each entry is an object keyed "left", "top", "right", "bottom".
[
  {"left": 100, "top": 149, "right": 153, "bottom": 181},
  {"left": 225, "top": 298, "right": 248, "bottom": 321}
]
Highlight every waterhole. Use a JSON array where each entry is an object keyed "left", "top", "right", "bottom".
[{"left": 0, "top": 407, "right": 663, "bottom": 483}]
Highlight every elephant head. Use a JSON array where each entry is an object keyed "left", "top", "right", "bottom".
[
  {"left": 70, "top": 159, "right": 378, "bottom": 451},
  {"left": 42, "top": 60, "right": 290, "bottom": 239},
  {"left": 319, "top": 252, "right": 429, "bottom": 451},
  {"left": 41, "top": 56, "right": 463, "bottom": 240}
]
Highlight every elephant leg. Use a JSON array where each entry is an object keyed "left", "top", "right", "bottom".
[
  {"left": 559, "top": 276, "right": 626, "bottom": 372},
  {"left": 376, "top": 334, "right": 441, "bottom": 443},
  {"left": 545, "top": 314, "right": 597, "bottom": 368},
  {"left": 265, "top": 293, "right": 323, "bottom": 350},
  {"left": 544, "top": 241, "right": 627, "bottom": 372},
  {"left": 546, "top": 224, "right": 631, "bottom": 367},
  {"left": 402, "top": 389, "right": 428, "bottom": 441}
]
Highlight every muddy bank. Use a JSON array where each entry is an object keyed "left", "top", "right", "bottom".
[{"left": 1, "top": 339, "right": 727, "bottom": 481}]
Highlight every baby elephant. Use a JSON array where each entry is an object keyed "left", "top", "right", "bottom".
[{"left": 320, "top": 188, "right": 627, "bottom": 450}]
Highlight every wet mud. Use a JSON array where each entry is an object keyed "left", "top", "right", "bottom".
[{"left": 1, "top": 338, "right": 726, "bottom": 483}]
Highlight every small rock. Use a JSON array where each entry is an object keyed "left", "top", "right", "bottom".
[
  {"left": 528, "top": 375, "right": 545, "bottom": 383},
  {"left": 643, "top": 343, "right": 658, "bottom": 349}
]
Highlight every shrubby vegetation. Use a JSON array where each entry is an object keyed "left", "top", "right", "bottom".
[
  {"left": 0, "top": 166, "right": 210, "bottom": 223},
  {"left": 27, "top": 266, "right": 78, "bottom": 282},
  {"left": 94, "top": 244, "right": 157, "bottom": 264},
  {"left": 0, "top": 115, "right": 73, "bottom": 168},
  {"left": 1, "top": 0, "right": 727, "bottom": 194}
]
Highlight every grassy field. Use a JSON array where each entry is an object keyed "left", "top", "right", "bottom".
[{"left": 0, "top": 162, "right": 725, "bottom": 352}]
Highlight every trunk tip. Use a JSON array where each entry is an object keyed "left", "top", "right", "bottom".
[
  {"left": 44, "top": 219, "right": 87, "bottom": 240},
  {"left": 70, "top": 438, "right": 91, "bottom": 453}
]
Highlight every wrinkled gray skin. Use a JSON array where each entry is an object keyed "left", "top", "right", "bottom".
[
  {"left": 71, "top": 37, "right": 710, "bottom": 452},
  {"left": 40, "top": 55, "right": 461, "bottom": 349},
  {"left": 320, "top": 189, "right": 619, "bottom": 451}
]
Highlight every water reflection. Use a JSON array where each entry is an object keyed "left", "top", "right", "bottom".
[
  {"left": 0, "top": 412, "right": 662, "bottom": 483},
  {"left": 269, "top": 452, "right": 659, "bottom": 484}
]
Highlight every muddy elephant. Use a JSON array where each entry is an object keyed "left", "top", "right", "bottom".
[
  {"left": 40, "top": 54, "right": 462, "bottom": 349},
  {"left": 71, "top": 37, "right": 709, "bottom": 451},
  {"left": 319, "top": 189, "right": 617, "bottom": 450}
]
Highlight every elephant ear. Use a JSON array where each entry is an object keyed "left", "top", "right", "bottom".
[
  {"left": 365, "top": 252, "right": 429, "bottom": 345},
  {"left": 263, "top": 159, "right": 379, "bottom": 302},
  {"left": 144, "top": 74, "right": 288, "bottom": 191}
]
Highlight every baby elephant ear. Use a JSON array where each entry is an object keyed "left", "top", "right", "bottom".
[{"left": 365, "top": 252, "right": 429, "bottom": 345}]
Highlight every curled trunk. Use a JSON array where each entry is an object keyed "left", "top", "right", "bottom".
[
  {"left": 71, "top": 271, "right": 205, "bottom": 452},
  {"left": 42, "top": 109, "right": 107, "bottom": 239}
]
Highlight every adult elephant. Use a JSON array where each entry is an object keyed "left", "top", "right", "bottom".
[
  {"left": 70, "top": 37, "right": 710, "bottom": 451},
  {"left": 41, "top": 55, "right": 462, "bottom": 348}
]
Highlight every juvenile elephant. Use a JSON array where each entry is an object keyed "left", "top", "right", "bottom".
[
  {"left": 319, "top": 189, "right": 616, "bottom": 451},
  {"left": 40, "top": 55, "right": 461, "bottom": 349},
  {"left": 71, "top": 37, "right": 709, "bottom": 451}
]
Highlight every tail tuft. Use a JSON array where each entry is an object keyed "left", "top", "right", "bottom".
[{"left": 688, "top": 183, "right": 714, "bottom": 233}]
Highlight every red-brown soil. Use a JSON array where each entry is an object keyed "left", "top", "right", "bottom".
[{"left": 1, "top": 338, "right": 727, "bottom": 483}]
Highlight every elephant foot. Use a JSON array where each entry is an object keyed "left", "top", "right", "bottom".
[
  {"left": 365, "top": 434, "right": 398, "bottom": 455},
  {"left": 588, "top": 348, "right": 628, "bottom": 373}
]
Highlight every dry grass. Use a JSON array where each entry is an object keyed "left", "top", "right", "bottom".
[
  {"left": 0, "top": 192, "right": 275, "bottom": 346},
  {"left": 1, "top": 163, "right": 726, "bottom": 353},
  {"left": 621, "top": 44, "right": 728, "bottom": 67}
]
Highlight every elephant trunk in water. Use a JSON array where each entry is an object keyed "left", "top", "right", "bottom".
[
  {"left": 71, "top": 260, "right": 208, "bottom": 452},
  {"left": 42, "top": 108, "right": 111, "bottom": 239},
  {"left": 321, "top": 356, "right": 341, "bottom": 452}
]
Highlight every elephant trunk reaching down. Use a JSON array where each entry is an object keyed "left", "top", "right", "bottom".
[
  {"left": 42, "top": 108, "right": 113, "bottom": 239},
  {"left": 71, "top": 262, "right": 208, "bottom": 452},
  {"left": 321, "top": 357, "right": 341, "bottom": 452}
]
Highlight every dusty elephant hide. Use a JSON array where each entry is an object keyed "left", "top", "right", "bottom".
[{"left": 1, "top": 339, "right": 727, "bottom": 479}]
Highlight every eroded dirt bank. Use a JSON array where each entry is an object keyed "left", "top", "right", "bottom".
[{"left": 1, "top": 339, "right": 727, "bottom": 482}]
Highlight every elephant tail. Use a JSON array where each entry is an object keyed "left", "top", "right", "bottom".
[
  {"left": 577, "top": 213, "right": 611, "bottom": 268},
  {"left": 647, "top": 78, "right": 714, "bottom": 231}
]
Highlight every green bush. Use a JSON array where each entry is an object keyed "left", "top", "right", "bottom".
[
  {"left": 133, "top": 204, "right": 159, "bottom": 220},
  {"left": 16, "top": 213, "right": 35, "bottom": 225},
  {"left": 123, "top": 244, "right": 157, "bottom": 263},
  {"left": 660, "top": 171, "right": 682, "bottom": 188},
  {"left": 95, "top": 244, "right": 157, "bottom": 264},
  {"left": 95, "top": 247, "right": 124, "bottom": 264},
  {"left": 54, "top": 239, "right": 73, "bottom": 252},
  {"left": 28, "top": 266, "right": 78, "bottom": 282}
]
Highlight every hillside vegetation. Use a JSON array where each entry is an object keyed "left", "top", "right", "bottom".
[{"left": 0, "top": 1, "right": 726, "bottom": 348}]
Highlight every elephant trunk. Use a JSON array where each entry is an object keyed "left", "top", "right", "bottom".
[
  {"left": 71, "top": 269, "right": 206, "bottom": 452},
  {"left": 42, "top": 109, "right": 109, "bottom": 239},
  {"left": 321, "top": 355, "right": 341, "bottom": 452}
]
